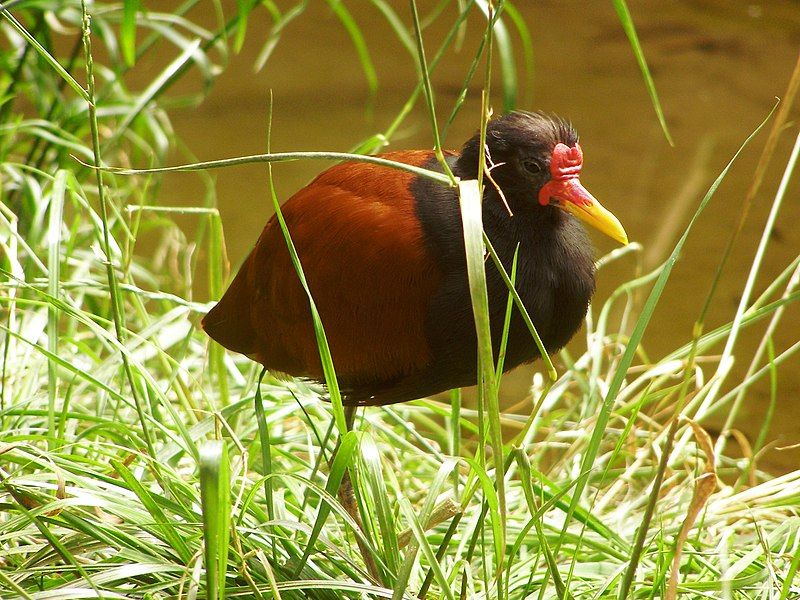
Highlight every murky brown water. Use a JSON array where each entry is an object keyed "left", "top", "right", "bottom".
[{"left": 153, "top": 1, "right": 800, "bottom": 471}]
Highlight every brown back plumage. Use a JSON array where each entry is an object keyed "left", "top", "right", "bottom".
[{"left": 202, "top": 151, "right": 443, "bottom": 392}]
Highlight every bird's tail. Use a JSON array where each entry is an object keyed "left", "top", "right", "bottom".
[{"left": 201, "top": 257, "right": 258, "bottom": 356}]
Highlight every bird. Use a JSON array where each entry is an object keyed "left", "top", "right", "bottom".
[{"left": 202, "top": 112, "right": 627, "bottom": 406}]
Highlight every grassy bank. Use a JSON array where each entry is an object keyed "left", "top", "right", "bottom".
[{"left": 1, "top": 2, "right": 799, "bottom": 598}]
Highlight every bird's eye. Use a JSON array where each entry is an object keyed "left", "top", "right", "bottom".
[{"left": 522, "top": 159, "right": 542, "bottom": 175}]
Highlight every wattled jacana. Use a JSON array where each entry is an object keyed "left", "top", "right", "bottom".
[{"left": 202, "top": 112, "right": 628, "bottom": 404}]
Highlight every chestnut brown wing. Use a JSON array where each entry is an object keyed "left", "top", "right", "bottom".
[{"left": 202, "top": 151, "right": 443, "bottom": 396}]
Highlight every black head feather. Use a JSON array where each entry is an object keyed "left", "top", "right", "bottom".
[{"left": 457, "top": 112, "right": 577, "bottom": 173}]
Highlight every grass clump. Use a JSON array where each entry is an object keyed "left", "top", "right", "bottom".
[{"left": 1, "top": 1, "right": 799, "bottom": 599}]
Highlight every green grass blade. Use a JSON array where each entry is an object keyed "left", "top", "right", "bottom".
[
  {"left": 47, "top": 170, "right": 66, "bottom": 449},
  {"left": 393, "top": 457, "right": 458, "bottom": 599},
  {"left": 326, "top": 0, "right": 378, "bottom": 103},
  {"left": 449, "top": 388, "right": 462, "bottom": 460},
  {"left": 207, "top": 210, "right": 229, "bottom": 405},
  {"left": 617, "top": 419, "right": 677, "bottom": 598},
  {"left": 101, "top": 150, "right": 452, "bottom": 184},
  {"left": 690, "top": 55, "right": 800, "bottom": 358},
  {"left": 778, "top": 527, "right": 800, "bottom": 599},
  {"left": 483, "top": 232, "right": 556, "bottom": 381},
  {"left": 121, "top": 0, "right": 140, "bottom": 67},
  {"left": 494, "top": 245, "right": 518, "bottom": 384},
  {"left": 254, "top": 369, "right": 274, "bottom": 521},
  {"left": 0, "top": 7, "right": 89, "bottom": 102},
  {"left": 398, "top": 498, "right": 457, "bottom": 600},
  {"left": 107, "top": 38, "right": 203, "bottom": 150},
  {"left": 462, "top": 457, "right": 504, "bottom": 583},
  {"left": 410, "top": 0, "right": 456, "bottom": 182},
  {"left": 112, "top": 458, "right": 194, "bottom": 564},
  {"left": 234, "top": 0, "right": 250, "bottom": 52},
  {"left": 746, "top": 336, "right": 778, "bottom": 483},
  {"left": 612, "top": 0, "right": 673, "bottom": 145},
  {"left": 254, "top": 1, "right": 308, "bottom": 71},
  {"left": 475, "top": 0, "right": 517, "bottom": 111},
  {"left": 733, "top": 257, "right": 800, "bottom": 480},
  {"left": 502, "top": 2, "right": 534, "bottom": 106},
  {"left": 0, "top": 570, "right": 33, "bottom": 600},
  {"left": 369, "top": 0, "right": 415, "bottom": 56},
  {"left": 265, "top": 95, "right": 346, "bottom": 433},
  {"left": 296, "top": 430, "right": 359, "bottom": 575},
  {"left": 359, "top": 432, "right": 400, "bottom": 577},
  {"left": 701, "top": 129, "right": 800, "bottom": 427},
  {"left": 199, "top": 440, "right": 231, "bottom": 600},
  {"left": 388, "top": 0, "right": 474, "bottom": 143},
  {"left": 458, "top": 180, "right": 505, "bottom": 546}
]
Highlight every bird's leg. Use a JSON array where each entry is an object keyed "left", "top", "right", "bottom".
[
  {"left": 338, "top": 405, "right": 360, "bottom": 528},
  {"left": 337, "top": 404, "right": 381, "bottom": 582}
]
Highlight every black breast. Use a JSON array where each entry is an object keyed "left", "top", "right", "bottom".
[{"left": 410, "top": 158, "right": 596, "bottom": 395}]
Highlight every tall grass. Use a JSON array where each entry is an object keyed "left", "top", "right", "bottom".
[{"left": 1, "top": 1, "right": 799, "bottom": 599}]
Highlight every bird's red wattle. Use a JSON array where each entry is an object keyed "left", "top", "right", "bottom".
[
  {"left": 550, "top": 142, "right": 584, "bottom": 179},
  {"left": 538, "top": 142, "right": 592, "bottom": 207}
]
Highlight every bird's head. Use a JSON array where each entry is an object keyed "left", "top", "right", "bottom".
[{"left": 456, "top": 111, "right": 628, "bottom": 245}]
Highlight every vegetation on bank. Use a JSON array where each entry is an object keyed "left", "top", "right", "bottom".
[{"left": 1, "top": 2, "right": 798, "bottom": 598}]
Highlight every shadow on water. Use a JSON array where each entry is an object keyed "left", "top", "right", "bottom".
[{"left": 147, "top": 1, "right": 800, "bottom": 472}]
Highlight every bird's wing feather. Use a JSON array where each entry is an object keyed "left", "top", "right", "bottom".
[{"left": 203, "top": 151, "right": 445, "bottom": 390}]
